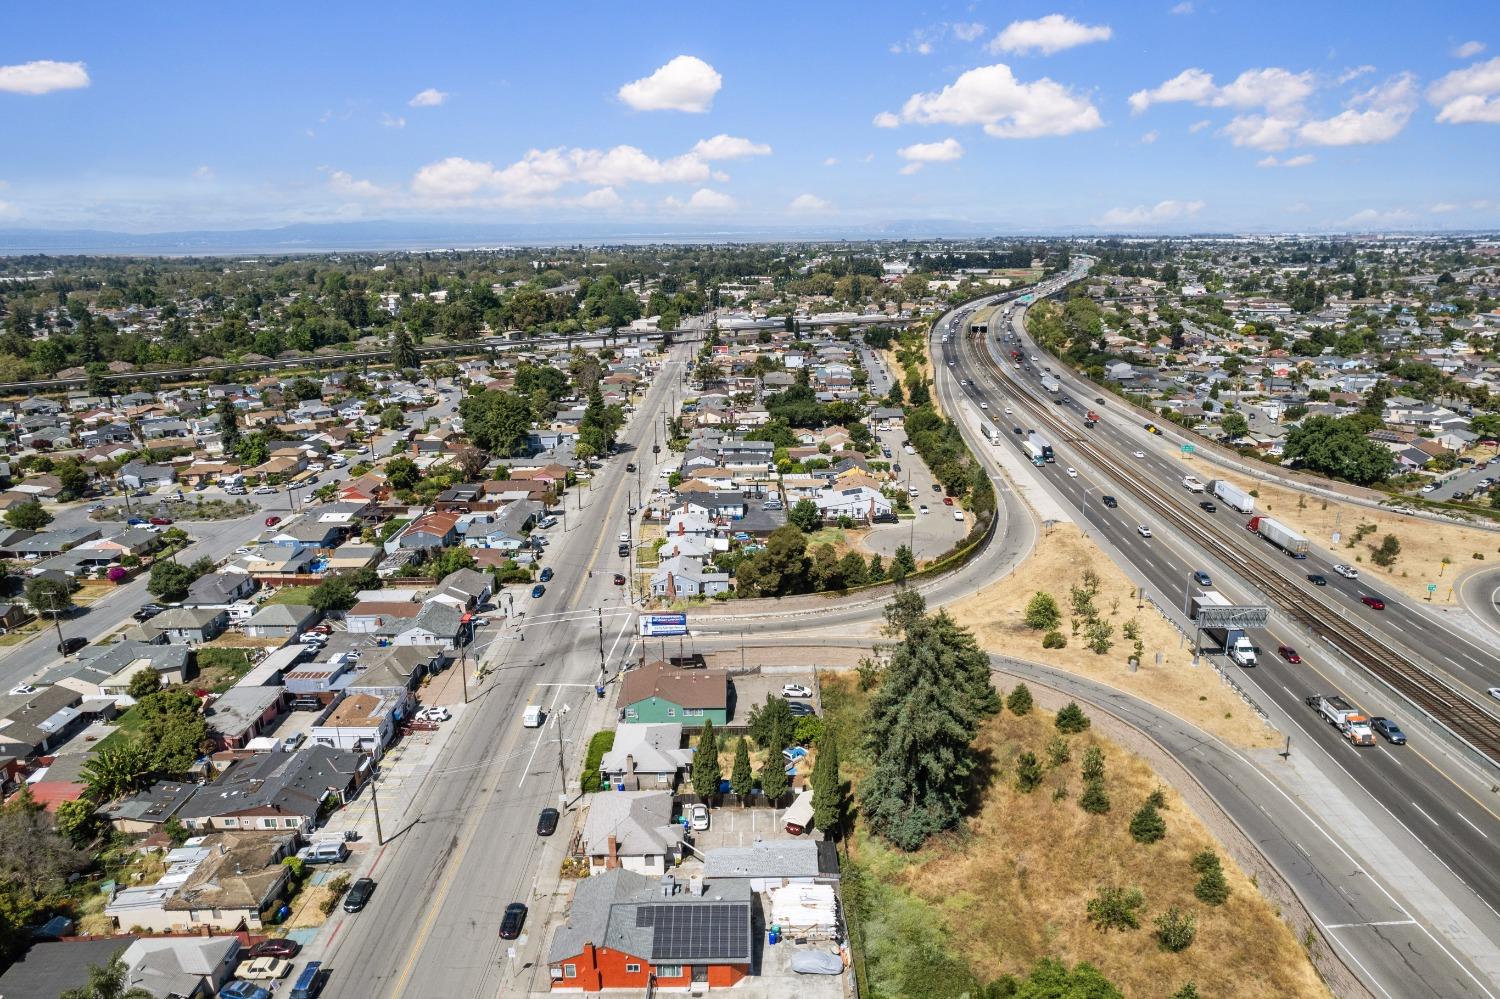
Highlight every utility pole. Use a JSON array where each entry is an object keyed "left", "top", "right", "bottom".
[
  {"left": 371, "top": 781, "right": 385, "bottom": 846},
  {"left": 460, "top": 643, "right": 469, "bottom": 704}
]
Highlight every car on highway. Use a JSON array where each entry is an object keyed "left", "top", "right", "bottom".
[
  {"left": 1065, "top": 467, "right": 1078, "bottom": 477},
  {"left": 1192, "top": 570, "right": 1213, "bottom": 587},
  {"left": 264, "top": 516, "right": 281, "bottom": 527},
  {"left": 1360, "top": 594, "right": 1386, "bottom": 610},
  {"left": 979, "top": 402, "right": 988, "bottom": 410},
  {"left": 57, "top": 637, "right": 87, "bottom": 655},
  {"left": 1136, "top": 525, "right": 1153, "bottom": 538},
  {"left": 782, "top": 683, "right": 813, "bottom": 698},
  {"left": 1370, "top": 717, "right": 1407, "bottom": 745},
  {"left": 1307, "top": 573, "right": 1327, "bottom": 586},
  {"left": 1101, "top": 495, "right": 1117, "bottom": 508},
  {"left": 537, "top": 807, "right": 560, "bottom": 837},
  {"left": 342, "top": 877, "right": 376, "bottom": 913},
  {"left": 1012, "top": 426, "right": 1024, "bottom": 434},
  {"left": 498, "top": 902, "right": 528, "bottom": 939},
  {"left": 1133, "top": 451, "right": 1146, "bottom": 459},
  {"left": 539, "top": 567, "right": 553, "bottom": 583},
  {"left": 613, "top": 572, "right": 626, "bottom": 585},
  {"left": 689, "top": 803, "right": 711, "bottom": 831},
  {"left": 1199, "top": 500, "right": 1217, "bottom": 513},
  {"left": 248, "top": 938, "right": 300, "bottom": 960},
  {"left": 531, "top": 584, "right": 546, "bottom": 599},
  {"left": 1333, "top": 564, "right": 1359, "bottom": 579},
  {"left": 786, "top": 701, "right": 817, "bottom": 717},
  {"left": 1277, "top": 645, "right": 1302, "bottom": 664}
]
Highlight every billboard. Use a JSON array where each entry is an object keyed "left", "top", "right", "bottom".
[{"left": 638, "top": 613, "right": 688, "bottom": 637}]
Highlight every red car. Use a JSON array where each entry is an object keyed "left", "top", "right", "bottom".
[
  {"left": 1277, "top": 645, "right": 1301, "bottom": 664},
  {"left": 1360, "top": 595, "right": 1386, "bottom": 610},
  {"left": 613, "top": 573, "right": 626, "bottom": 585},
  {"left": 247, "top": 938, "right": 300, "bottom": 959},
  {"left": 265, "top": 516, "right": 281, "bottom": 527},
  {"left": 943, "top": 497, "right": 954, "bottom": 506},
  {"left": 148, "top": 516, "right": 172, "bottom": 526}
]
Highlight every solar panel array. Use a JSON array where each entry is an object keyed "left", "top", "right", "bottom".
[{"left": 636, "top": 903, "right": 750, "bottom": 961}]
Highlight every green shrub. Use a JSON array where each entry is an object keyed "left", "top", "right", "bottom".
[
  {"left": 1080, "top": 778, "right": 1111, "bottom": 815},
  {"left": 1086, "top": 885, "right": 1145, "bottom": 931},
  {"left": 1014, "top": 752, "right": 1044, "bottom": 794},
  {"left": 1054, "top": 701, "right": 1091, "bottom": 734},
  {"left": 580, "top": 730, "right": 616, "bottom": 792},
  {"left": 1005, "top": 684, "right": 1033, "bottom": 716},
  {"left": 1041, "top": 630, "right": 1067, "bottom": 649},
  {"left": 1154, "top": 906, "right": 1197, "bottom": 952},
  {"left": 1129, "top": 800, "right": 1167, "bottom": 844}
]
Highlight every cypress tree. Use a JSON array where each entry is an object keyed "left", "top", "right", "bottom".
[
  {"left": 690, "top": 719, "right": 722, "bottom": 800},
  {"left": 811, "top": 735, "right": 843, "bottom": 838},
  {"left": 730, "top": 736, "right": 754, "bottom": 799}
]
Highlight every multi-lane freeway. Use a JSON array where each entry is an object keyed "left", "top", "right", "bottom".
[{"left": 934, "top": 271, "right": 1500, "bottom": 998}]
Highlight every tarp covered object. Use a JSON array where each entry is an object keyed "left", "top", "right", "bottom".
[{"left": 791, "top": 950, "right": 844, "bottom": 975}]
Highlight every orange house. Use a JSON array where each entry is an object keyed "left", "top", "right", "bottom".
[{"left": 548, "top": 869, "right": 752, "bottom": 992}]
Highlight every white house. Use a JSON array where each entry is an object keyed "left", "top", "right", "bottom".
[{"left": 814, "top": 486, "right": 892, "bottom": 521}]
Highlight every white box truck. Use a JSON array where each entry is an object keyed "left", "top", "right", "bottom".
[
  {"left": 523, "top": 704, "right": 544, "bottom": 728},
  {"left": 1210, "top": 479, "right": 1255, "bottom": 514}
]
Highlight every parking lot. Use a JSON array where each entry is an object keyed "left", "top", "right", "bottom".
[
  {"left": 864, "top": 426, "right": 969, "bottom": 561},
  {"left": 731, "top": 669, "right": 820, "bottom": 723}
]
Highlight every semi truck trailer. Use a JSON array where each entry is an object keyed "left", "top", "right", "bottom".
[
  {"left": 1247, "top": 515, "right": 1309, "bottom": 558},
  {"left": 1190, "top": 592, "right": 1258, "bottom": 666},
  {"left": 1210, "top": 479, "right": 1256, "bottom": 514}
]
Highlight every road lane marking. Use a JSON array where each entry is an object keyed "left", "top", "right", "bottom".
[
  {"left": 1458, "top": 811, "right": 1489, "bottom": 839},
  {"left": 1409, "top": 800, "right": 1439, "bottom": 826}
]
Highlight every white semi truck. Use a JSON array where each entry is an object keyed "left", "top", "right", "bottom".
[
  {"left": 1190, "top": 592, "right": 1258, "bottom": 666},
  {"left": 1210, "top": 479, "right": 1256, "bottom": 514},
  {"left": 1248, "top": 515, "right": 1309, "bottom": 558}
]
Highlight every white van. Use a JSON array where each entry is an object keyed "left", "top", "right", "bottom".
[
  {"left": 538, "top": 515, "right": 558, "bottom": 529},
  {"left": 523, "top": 704, "right": 544, "bottom": 728}
]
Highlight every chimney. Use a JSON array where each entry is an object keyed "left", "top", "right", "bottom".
[
  {"left": 626, "top": 753, "right": 636, "bottom": 775},
  {"left": 607, "top": 835, "right": 620, "bottom": 870},
  {"left": 666, "top": 573, "right": 676, "bottom": 600}
]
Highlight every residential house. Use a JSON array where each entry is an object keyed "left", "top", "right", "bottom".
[
  {"left": 598, "top": 723, "right": 694, "bottom": 791},
  {"left": 619, "top": 661, "right": 730, "bottom": 727},
  {"left": 0, "top": 938, "right": 146, "bottom": 999},
  {"left": 546, "top": 868, "right": 752, "bottom": 992},
  {"left": 648, "top": 555, "right": 733, "bottom": 599},
  {"left": 400, "top": 511, "right": 460, "bottom": 549},
  {"left": 385, "top": 601, "right": 465, "bottom": 650},
  {"left": 346, "top": 598, "right": 421, "bottom": 634},
  {"left": 176, "top": 745, "right": 366, "bottom": 833},
  {"left": 148, "top": 607, "right": 228, "bottom": 645},
  {"left": 118, "top": 461, "right": 177, "bottom": 489},
  {"left": 104, "top": 832, "right": 296, "bottom": 933},
  {"left": 116, "top": 935, "right": 241, "bottom": 998},
  {"left": 204, "top": 685, "right": 283, "bottom": 748},
  {"left": 310, "top": 692, "right": 403, "bottom": 754},
  {"left": 579, "top": 790, "right": 687, "bottom": 877},
  {"left": 0, "top": 686, "right": 90, "bottom": 757},
  {"left": 243, "top": 603, "right": 318, "bottom": 640},
  {"left": 100, "top": 780, "right": 199, "bottom": 835},
  {"left": 183, "top": 570, "right": 258, "bottom": 608},
  {"left": 430, "top": 566, "right": 492, "bottom": 610},
  {"left": 703, "top": 840, "right": 840, "bottom": 893}
]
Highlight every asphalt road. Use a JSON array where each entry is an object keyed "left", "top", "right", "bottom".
[
  {"left": 307, "top": 351, "right": 689, "bottom": 998},
  {"left": 938, "top": 300, "right": 1500, "bottom": 996}
]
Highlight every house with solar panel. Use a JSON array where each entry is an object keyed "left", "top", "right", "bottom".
[{"left": 547, "top": 868, "right": 753, "bottom": 992}]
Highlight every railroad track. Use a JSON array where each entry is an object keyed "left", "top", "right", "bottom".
[{"left": 960, "top": 325, "right": 1500, "bottom": 768}]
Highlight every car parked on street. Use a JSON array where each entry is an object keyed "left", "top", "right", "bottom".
[
  {"left": 342, "top": 877, "right": 376, "bottom": 913},
  {"left": 537, "top": 807, "right": 560, "bottom": 837},
  {"left": 539, "top": 567, "right": 553, "bottom": 583},
  {"left": 499, "top": 902, "right": 528, "bottom": 939},
  {"left": 531, "top": 584, "right": 546, "bottom": 599},
  {"left": 247, "top": 938, "right": 300, "bottom": 960},
  {"left": 264, "top": 516, "right": 281, "bottom": 527}
]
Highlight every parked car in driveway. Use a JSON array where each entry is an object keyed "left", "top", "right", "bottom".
[
  {"left": 237, "top": 957, "right": 292, "bottom": 980},
  {"left": 499, "top": 902, "right": 528, "bottom": 939},
  {"left": 1370, "top": 717, "right": 1407, "bottom": 744},
  {"left": 688, "top": 803, "right": 710, "bottom": 831},
  {"left": 786, "top": 701, "right": 816, "bottom": 717},
  {"left": 220, "top": 981, "right": 271, "bottom": 999},
  {"left": 247, "top": 938, "right": 300, "bottom": 960},
  {"left": 781, "top": 684, "right": 813, "bottom": 698}
]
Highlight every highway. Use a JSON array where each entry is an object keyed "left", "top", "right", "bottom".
[
  {"left": 934, "top": 279, "right": 1500, "bottom": 996},
  {"left": 309, "top": 348, "right": 688, "bottom": 998}
]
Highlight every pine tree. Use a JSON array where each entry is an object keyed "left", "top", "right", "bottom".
[
  {"left": 811, "top": 735, "right": 843, "bottom": 838},
  {"left": 1006, "top": 683, "right": 1033, "bottom": 716},
  {"left": 1014, "top": 752, "right": 1044, "bottom": 793},
  {"left": 1080, "top": 746, "right": 1106, "bottom": 783},
  {"left": 760, "top": 737, "right": 789, "bottom": 803},
  {"left": 217, "top": 398, "right": 240, "bottom": 454},
  {"left": 1080, "top": 778, "right": 1111, "bottom": 814},
  {"left": 1054, "top": 701, "right": 1091, "bottom": 734},
  {"left": 690, "top": 720, "right": 722, "bottom": 800},
  {"left": 730, "top": 736, "right": 754, "bottom": 799},
  {"left": 1129, "top": 799, "right": 1167, "bottom": 844},
  {"left": 1170, "top": 985, "right": 1200, "bottom": 999},
  {"left": 391, "top": 326, "right": 419, "bottom": 370},
  {"left": 861, "top": 603, "right": 1001, "bottom": 851},
  {"left": 1192, "top": 850, "right": 1230, "bottom": 905}
]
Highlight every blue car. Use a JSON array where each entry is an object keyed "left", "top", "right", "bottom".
[
  {"left": 1370, "top": 717, "right": 1407, "bottom": 745},
  {"left": 220, "top": 982, "right": 272, "bottom": 999},
  {"left": 539, "top": 567, "right": 553, "bottom": 582},
  {"left": 1192, "top": 570, "right": 1213, "bottom": 587},
  {"left": 127, "top": 517, "right": 148, "bottom": 526},
  {"left": 531, "top": 584, "right": 546, "bottom": 599}
]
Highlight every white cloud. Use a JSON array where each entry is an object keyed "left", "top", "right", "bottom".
[
  {"left": 1129, "top": 66, "right": 1313, "bottom": 114},
  {"left": 1221, "top": 114, "right": 1301, "bottom": 150},
  {"left": 1170, "top": 1, "right": 1194, "bottom": 13},
  {"left": 1140, "top": 130, "right": 1159, "bottom": 144},
  {"left": 894, "top": 63, "right": 1104, "bottom": 138},
  {"left": 1096, "top": 199, "right": 1205, "bottom": 227},
  {"left": 1342, "top": 207, "right": 1416, "bottom": 228},
  {"left": 1188, "top": 119, "right": 1212, "bottom": 133},
  {"left": 896, "top": 137, "right": 964, "bottom": 173},
  {"left": 329, "top": 170, "right": 387, "bottom": 198},
  {"left": 989, "top": 15, "right": 1112, "bottom": 56},
  {"left": 618, "top": 55, "right": 721, "bottom": 112},
  {"left": 1430, "top": 201, "right": 1459, "bottom": 213},
  {"left": 690, "top": 134, "right": 772, "bottom": 160},
  {"left": 407, "top": 88, "right": 449, "bottom": 107},
  {"left": 788, "top": 193, "right": 834, "bottom": 213},
  {"left": 1257, "top": 153, "right": 1316, "bottom": 167},
  {"left": 411, "top": 157, "right": 501, "bottom": 197},
  {"left": 0, "top": 60, "right": 90, "bottom": 95},
  {"left": 953, "top": 22, "right": 987, "bottom": 42},
  {"left": 577, "top": 187, "right": 622, "bottom": 209},
  {"left": 873, "top": 111, "right": 900, "bottom": 128},
  {"left": 916, "top": 42, "right": 933, "bottom": 55},
  {"left": 1429, "top": 56, "right": 1500, "bottom": 124},
  {"left": 823, "top": 156, "right": 839, "bottom": 166},
  {"left": 1336, "top": 65, "right": 1375, "bottom": 85},
  {"left": 1454, "top": 41, "right": 1486, "bottom": 59},
  {"left": 193, "top": 166, "right": 214, "bottom": 180},
  {"left": 1298, "top": 74, "right": 1415, "bottom": 146},
  {"left": 664, "top": 187, "right": 736, "bottom": 212},
  {"left": 381, "top": 113, "right": 407, "bottom": 129}
]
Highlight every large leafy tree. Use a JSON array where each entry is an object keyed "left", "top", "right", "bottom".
[
  {"left": 60, "top": 954, "right": 154, "bottom": 999},
  {"left": 459, "top": 389, "right": 533, "bottom": 456},
  {"left": 1282, "top": 415, "right": 1393, "bottom": 486},
  {"left": 136, "top": 689, "right": 210, "bottom": 774},
  {"left": 860, "top": 602, "right": 1000, "bottom": 851},
  {"left": 24, "top": 576, "right": 72, "bottom": 617},
  {"left": 5, "top": 500, "right": 52, "bottom": 531}
]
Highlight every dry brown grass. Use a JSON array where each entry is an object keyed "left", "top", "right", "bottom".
[
  {"left": 864, "top": 704, "right": 1328, "bottom": 998},
  {"left": 1208, "top": 463, "right": 1500, "bottom": 605},
  {"left": 283, "top": 886, "right": 335, "bottom": 929},
  {"left": 947, "top": 524, "right": 1280, "bottom": 748}
]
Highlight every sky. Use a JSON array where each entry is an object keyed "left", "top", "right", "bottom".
[{"left": 1, "top": 0, "right": 1498, "bottom": 235}]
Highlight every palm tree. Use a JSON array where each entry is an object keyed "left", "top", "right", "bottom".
[
  {"left": 80, "top": 741, "right": 155, "bottom": 803},
  {"left": 61, "top": 955, "right": 154, "bottom": 999}
]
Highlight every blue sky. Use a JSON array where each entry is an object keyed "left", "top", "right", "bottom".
[{"left": 2, "top": 1, "right": 1498, "bottom": 233}]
